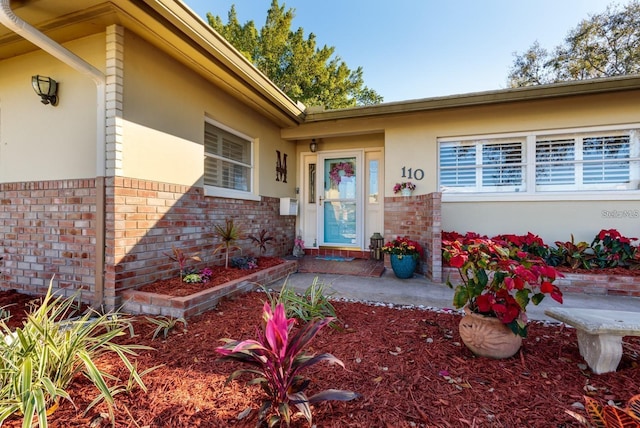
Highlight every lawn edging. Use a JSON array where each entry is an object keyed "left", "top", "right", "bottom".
[
  {"left": 442, "top": 266, "right": 640, "bottom": 297},
  {"left": 121, "top": 259, "right": 298, "bottom": 318}
]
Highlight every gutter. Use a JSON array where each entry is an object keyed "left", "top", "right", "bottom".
[{"left": 0, "top": 0, "right": 107, "bottom": 308}]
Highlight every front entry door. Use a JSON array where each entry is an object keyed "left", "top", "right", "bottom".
[{"left": 317, "top": 151, "right": 363, "bottom": 248}]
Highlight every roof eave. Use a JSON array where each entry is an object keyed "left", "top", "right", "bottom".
[{"left": 303, "top": 74, "right": 640, "bottom": 122}]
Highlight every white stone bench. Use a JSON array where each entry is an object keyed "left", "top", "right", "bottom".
[{"left": 544, "top": 308, "right": 640, "bottom": 374}]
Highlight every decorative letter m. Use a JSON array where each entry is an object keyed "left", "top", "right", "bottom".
[{"left": 276, "top": 150, "right": 287, "bottom": 183}]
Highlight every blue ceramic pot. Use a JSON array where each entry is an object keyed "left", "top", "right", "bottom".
[{"left": 390, "top": 254, "right": 417, "bottom": 279}]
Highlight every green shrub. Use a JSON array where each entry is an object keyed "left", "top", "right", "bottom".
[
  {"left": 230, "top": 256, "right": 257, "bottom": 270},
  {"left": 0, "top": 281, "right": 153, "bottom": 427},
  {"left": 551, "top": 235, "right": 594, "bottom": 269},
  {"left": 182, "top": 273, "right": 203, "bottom": 283}
]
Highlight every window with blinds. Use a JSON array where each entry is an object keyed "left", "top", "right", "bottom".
[
  {"left": 439, "top": 139, "right": 524, "bottom": 192},
  {"left": 535, "top": 134, "right": 631, "bottom": 191},
  {"left": 535, "top": 139, "right": 575, "bottom": 186},
  {"left": 582, "top": 135, "right": 630, "bottom": 184},
  {"left": 204, "top": 121, "right": 252, "bottom": 192},
  {"left": 439, "top": 145, "right": 476, "bottom": 188},
  {"left": 482, "top": 142, "right": 523, "bottom": 187},
  {"left": 439, "top": 128, "right": 638, "bottom": 194}
]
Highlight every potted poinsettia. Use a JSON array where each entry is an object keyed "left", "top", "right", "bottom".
[
  {"left": 442, "top": 235, "right": 563, "bottom": 358},
  {"left": 382, "top": 236, "right": 423, "bottom": 278}
]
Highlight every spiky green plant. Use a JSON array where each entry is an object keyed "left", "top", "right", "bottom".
[
  {"left": 144, "top": 316, "right": 187, "bottom": 340},
  {"left": 214, "top": 218, "right": 244, "bottom": 268},
  {"left": 265, "top": 277, "right": 339, "bottom": 328},
  {"left": 0, "top": 305, "right": 11, "bottom": 323},
  {"left": 0, "top": 281, "right": 153, "bottom": 427}
]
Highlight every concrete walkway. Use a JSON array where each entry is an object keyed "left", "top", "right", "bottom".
[{"left": 268, "top": 269, "right": 640, "bottom": 322}]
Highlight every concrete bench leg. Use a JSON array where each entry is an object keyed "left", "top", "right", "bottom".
[{"left": 576, "top": 331, "right": 623, "bottom": 374}]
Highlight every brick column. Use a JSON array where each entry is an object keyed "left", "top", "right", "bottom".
[{"left": 383, "top": 192, "right": 441, "bottom": 281}]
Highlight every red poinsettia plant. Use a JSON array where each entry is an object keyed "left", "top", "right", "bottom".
[
  {"left": 381, "top": 236, "right": 424, "bottom": 260},
  {"left": 442, "top": 233, "right": 564, "bottom": 337}
]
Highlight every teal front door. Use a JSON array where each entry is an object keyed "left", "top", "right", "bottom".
[{"left": 317, "top": 152, "right": 362, "bottom": 248}]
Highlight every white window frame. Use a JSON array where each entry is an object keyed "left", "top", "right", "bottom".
[
  {"left": 203, "top": 118, "right": 260, "bottom": 201},
  {"left": 439, "top": 124, "right": 640, "bottom": 202},
  {"left": 439, "top": 137, "right": 526, "bottom": 193}
]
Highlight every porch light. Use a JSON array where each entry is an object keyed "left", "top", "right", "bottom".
[
  {"left": 31, "top": 75, "right": 58, "bottom": 106},
  {"left": 370, "top": 232, "right": 384, "bottom": 260},
  {"left": 309, "top": 139, "right": 318, "bottom": 153}
]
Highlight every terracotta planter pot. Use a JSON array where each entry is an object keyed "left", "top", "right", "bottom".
[{"left": 459, "top": 307, "right": 522, "bottom": 359}]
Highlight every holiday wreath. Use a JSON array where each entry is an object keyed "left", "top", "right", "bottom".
[{"left": 329, "top": 162, "right": 355, "bottom": 186}]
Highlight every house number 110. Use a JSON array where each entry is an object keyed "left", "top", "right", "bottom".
[{"left": 401, "top": 167, "right": 424, "bottom": 181}]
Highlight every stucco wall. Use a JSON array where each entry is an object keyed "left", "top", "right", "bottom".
[
  {"left": 442, "top": 199, "right": 640, "bottom": 246},
  {"left": 121, "top": 33, "right": 296, "bottom": 198},
  {"left": 0, "top": 34, "right": 102, "bottom": 182}
]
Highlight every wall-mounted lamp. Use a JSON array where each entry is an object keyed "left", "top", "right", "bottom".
[
  {"left": 32, "top": 75, "right": 58, "bottom": 106},
  {"left": 309, "top": 139, "right": 318, "bottom": 153}
]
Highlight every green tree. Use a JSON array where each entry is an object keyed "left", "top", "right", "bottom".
[
  {"left": 207, "top": 0, "right": 383, "bottom": 108},
  {"left": 508, "top": 1, "right": 640, "bottom": 87}
]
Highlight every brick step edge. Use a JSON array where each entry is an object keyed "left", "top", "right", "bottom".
[
  {"left": 442, "top": 266, "right": 640, "bottom": 297},
  {"left": 121, "top": 259, "right": 298, "bottom": 318}
]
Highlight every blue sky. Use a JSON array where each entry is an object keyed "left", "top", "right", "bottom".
[{"left": 184, "top": 0, "right": 629, "bottom": 102}]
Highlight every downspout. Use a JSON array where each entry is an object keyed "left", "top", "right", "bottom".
[{"left": 0, "top": 0, "right": 107, "bottom": 308}]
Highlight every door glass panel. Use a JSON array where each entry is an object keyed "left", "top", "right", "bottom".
[
  {"left": 323, "top": 157, "right": 357, "bottom": 245},
  {"left": 369, "top": 160, "right": 379, "bottom": 203},
  {"left": 323, "top": 202, "right": 356, "bottom": 244},
  {"left": 308, "top": 163, "right": 316, "bottom": 203}
]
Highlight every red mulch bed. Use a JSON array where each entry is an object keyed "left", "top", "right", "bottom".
[
  {"left": 136, "top": 257, "right": 285, "bottom": 297},
  {"left": 1, "top": 289, "right": 639, "bottom": 427}
]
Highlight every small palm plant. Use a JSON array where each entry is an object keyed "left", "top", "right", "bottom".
[
  {"left": 164, "top": 245, "right": 201, "bottom": 280},
  {"left": 216, "top": 302, "right": 359, "bottom": 427},
  {"left": 214, "top": 218, "right": 244, "bottom": 268},
  {"left": 0, "top": 280, "right": 153, "bottom": 427},
  {"left": 248, "top": 229, "right": 274, "bottom": 255}
]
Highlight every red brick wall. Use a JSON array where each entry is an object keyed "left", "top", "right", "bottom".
[
  {"left": 103, "top": 177, "right": 296, "bottom": 307},
  {"left": 0, "top": 179, "right": 98, "bottom": 300},
  {"left": 383, "top": 192, "right": 442, "bottom": 281}
]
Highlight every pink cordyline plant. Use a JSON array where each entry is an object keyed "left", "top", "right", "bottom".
[{"left": 216, "top": 302, "right": 359, "bottom": 426}]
